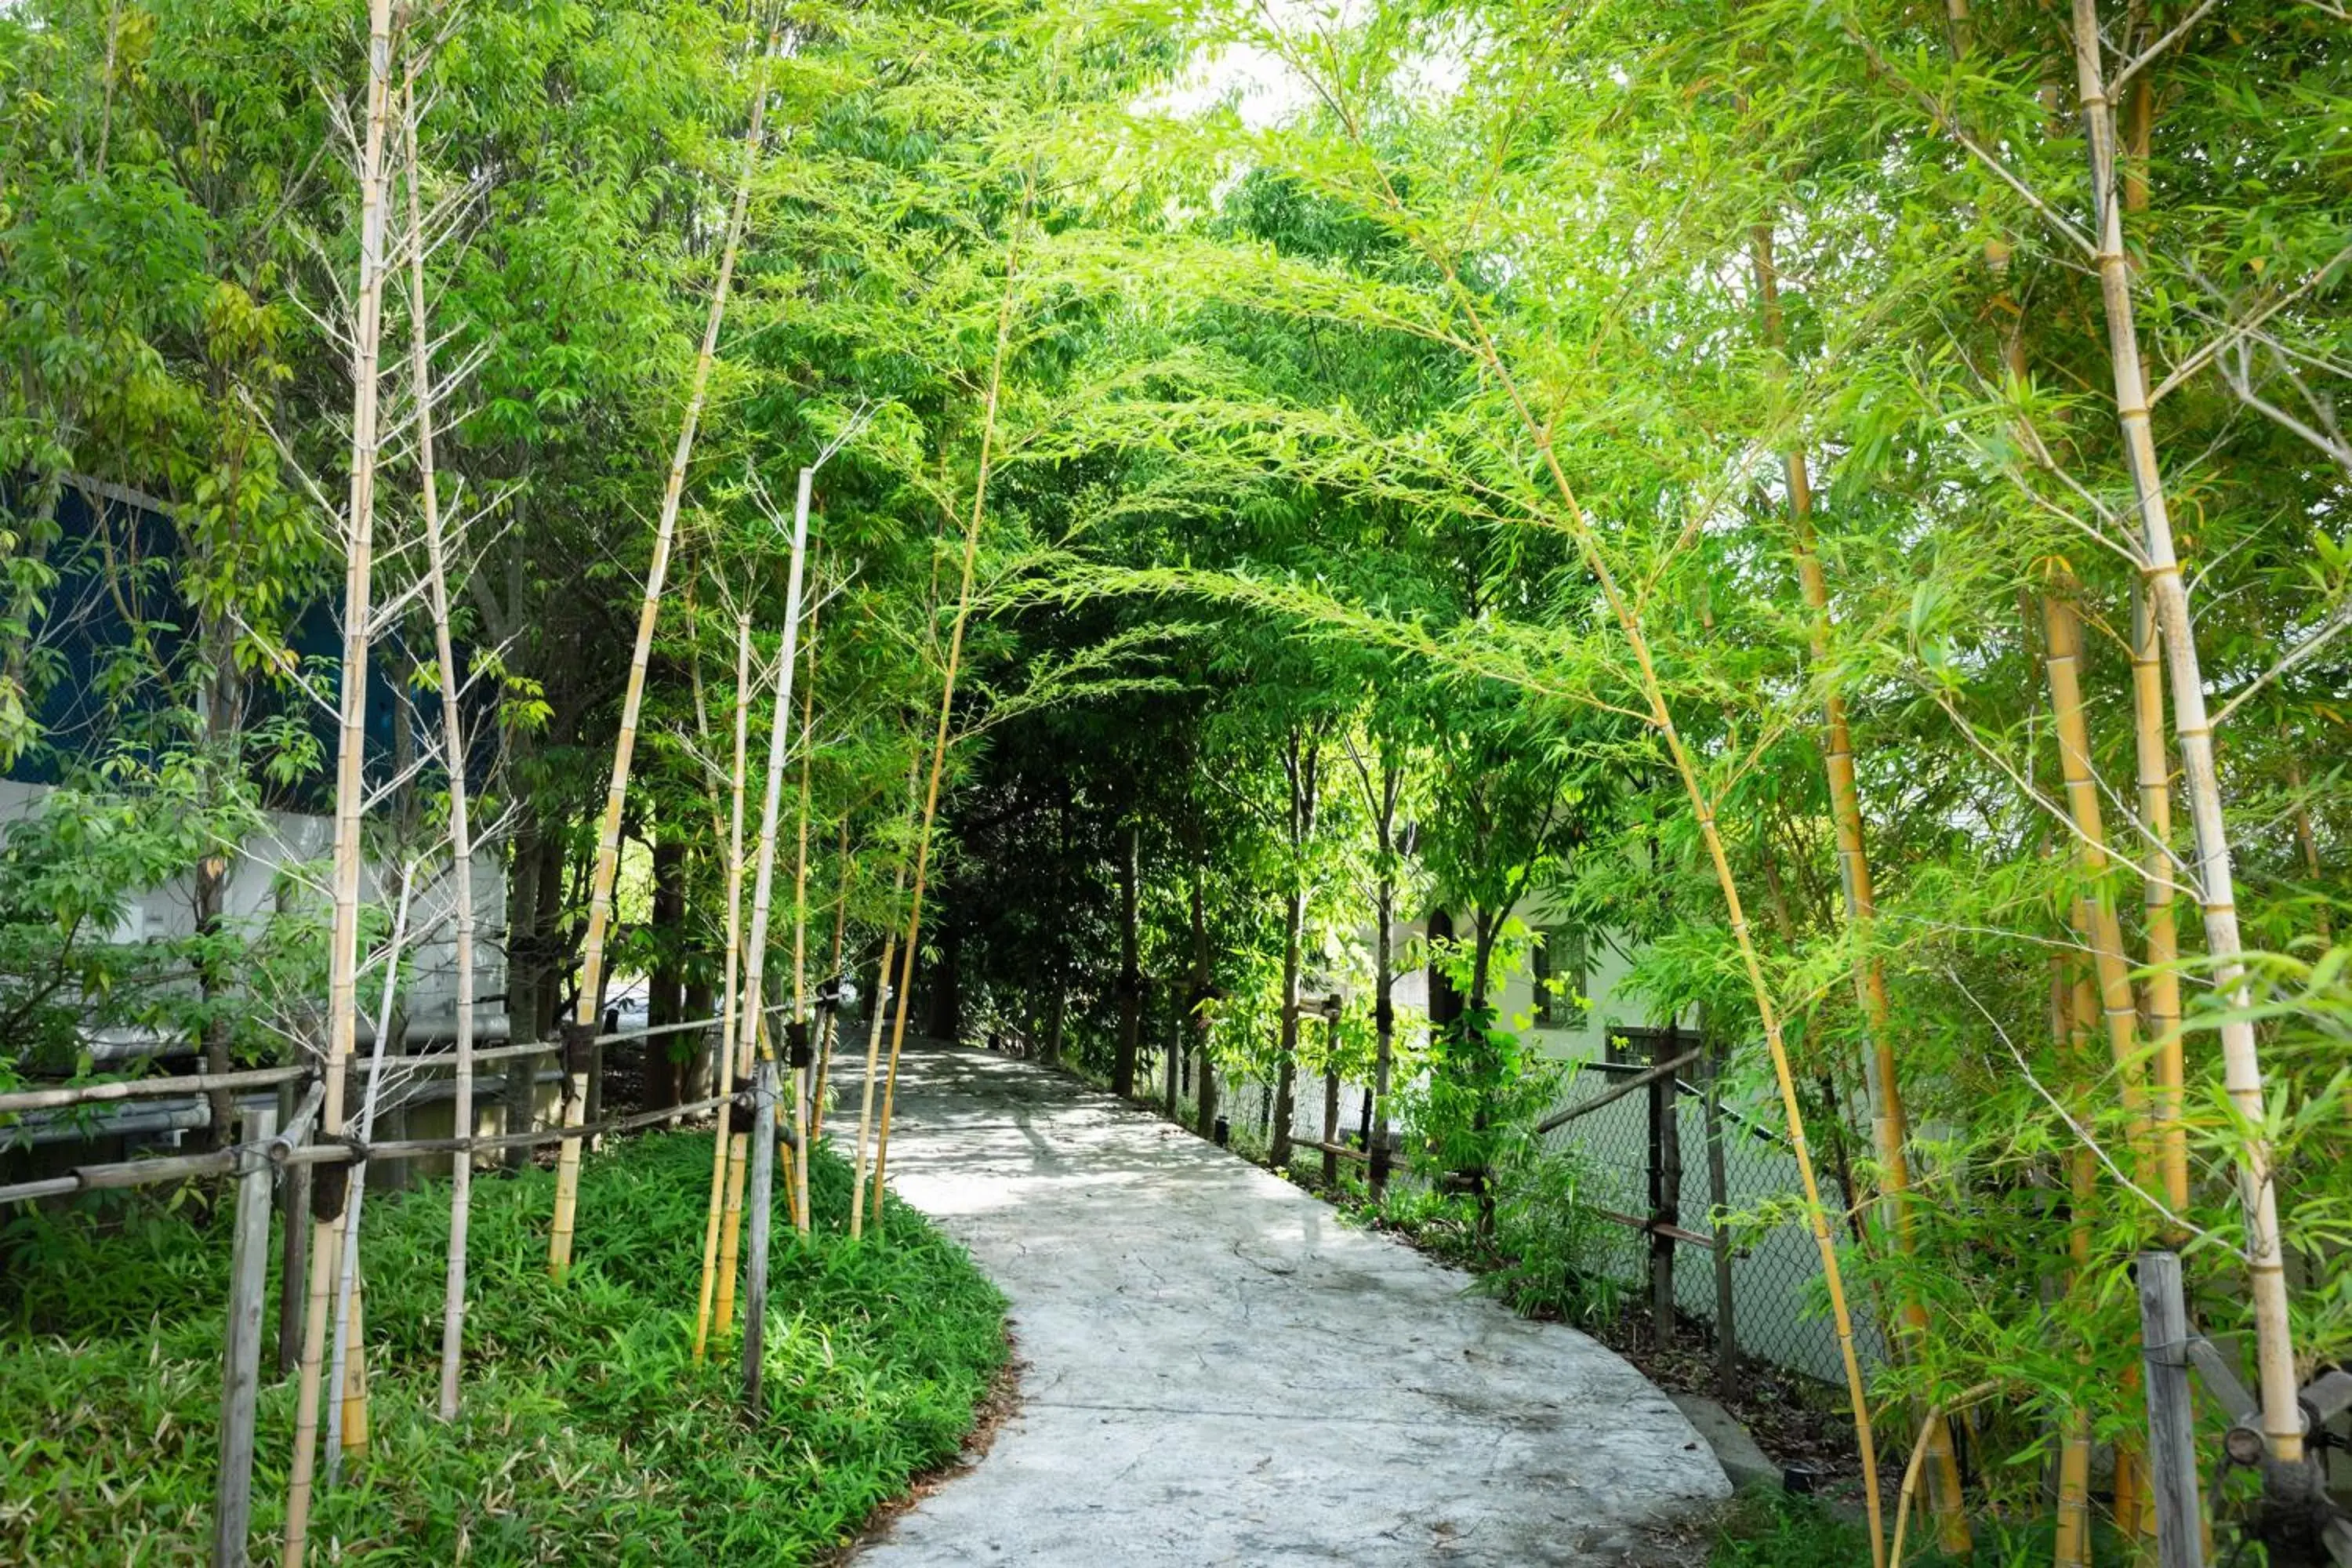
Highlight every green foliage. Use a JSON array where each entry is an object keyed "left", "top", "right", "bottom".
[
  {"left": 1473, "top": 1142, "right": 1626, "bottom": 1327},
  {"left": 1708, "top": 1485, "right": 2147, "bottom": 1568},
  {"left": 1393, "top": 1005, "right": 1563, "bottom": 1207},
  {"left": 0, "top": 751, "right": 284, "bottom": 1080},
  {"left": 1707, "top": 1490, "right": 1879, "bottom": 1568},
  {"left": 0, "top": 1134, "right": 1007, "bottom": 1564}
]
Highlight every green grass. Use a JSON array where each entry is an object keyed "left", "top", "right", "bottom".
[
  {"left": 1, "top": 1134, "right": 1008, "bottom": 1564},
  {"left": 1706, "top": 1488, "right": 2146, "bottom": 1568}
]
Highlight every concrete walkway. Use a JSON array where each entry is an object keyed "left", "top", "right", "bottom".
[{"left": 849, "top": 1043, "right": 1729, "bottom": 1566}]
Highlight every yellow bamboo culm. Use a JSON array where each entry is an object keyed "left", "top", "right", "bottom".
[
  {"left": 2053, "top": 964, "right": 2100, "bottom": 1568},
  {"left": 851, "top": 761, "right": 919, "bottom": 1240},
  {"left": 2041, "top": 583, "right": 2158, "bottom": 1189},
  {"left": 2068, "top": 0, "right": 2301, "bottom": 1460},
  {"left": 1753, "top": 224, "right": 1969, "bottom": 1558},
  {"left": 281, "top": 2, "right": 397, "bottom": 1558},
  {"left": 549, "top": 20, "right": 776, "bottom": 1279},
  {"left": 1389, "top": 250, "right": 1893, "bottom": 1561},
  {"left": 339, "top": 1272, "right": 368, "bottom": 1466},
  {"left": 714, "top": 1132, "right": 750, "bottom": 1335},
  {"left": 2113, "top": 1440, "right": 2145, "bottom": 1564},
  {"left": 2129, "top": 587, "right": 2190, "bottom": 1218},
  {"left": 693, "top": 613, "right": 755, "bottom": 1362},
  {"left": 869, "top": 187, "right": 1033, "bottom": 1226}
]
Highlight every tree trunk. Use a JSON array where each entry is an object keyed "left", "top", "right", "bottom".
[
  {"left": 786, "top": 583, "right": 822, "bottom": 1233},
  {"left": 1113, "top": 821, "right": 1142, "bottom": 1098},
  {"left": 2039, "top": 586, "right": 2156, "bottom": 1179},
  {"left": 1271, "top": 730, "right": 1319, "bottom": 1171},
  {"left": 2053, "top": 962, "right": 2098, "bottom": 1568},
  {"left": 1190, "top": 851, "right": 1217, "bottom": 1141},
  {"left": 646, "top": 833, "right": 687, "bottom": 1111},
  {"left": 1443, "top": 269, "right": 1890, "bottom": 1563},
  {"left": 736, "top": 474, "right": 818, "bottom": 1258},
  {"left": 1369, "top": 753, "right": 1399, "bottom": 1201},
  {"left": 2130, "top": 586, "right": 2190, "bottom": 1217},
  {"left": 850, "top": 757, "right": 920, "bottom": 1240}
]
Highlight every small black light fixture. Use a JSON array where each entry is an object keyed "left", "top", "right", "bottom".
[{"left": 1213, "top": 1116, "right": 1230, "bottom": 1147}]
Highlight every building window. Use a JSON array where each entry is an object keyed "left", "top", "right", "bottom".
[{"left": 1533, "top": 928, "right": 1588, "bottom": 1029}]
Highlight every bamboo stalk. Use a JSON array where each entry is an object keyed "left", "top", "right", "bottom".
[
  {"left": 1752, "top": 223, "right": 1961, "bottom": 1555},
  {"left": 549, "top": 25, "right": 774, "bottom": 1278},
  {"left": 2053, "top": 956, "right": 2098, "bottom": 1568},
  {"left": 282, "top": 5, "right": 396, "bottom": 1553},
  {"left": 1434, "top": 269, "right": 1888, "bottom": 1568},
  {"left": 870, "top": 195, "right": 1029, "bottom": 1225},
  {"left": 713, "top": 1129, "right": 750, "bottom": 1336},
  {"left": 811, "top": 817, "right": 851, "bottom": 1144},
  {"left": 1889, "top": 1381, "right": 2003, "bottom": 1568},
  {"left": 2041, "top": 584, "right": 2157, "bottom": 1177},
  {"left": 2284, "top": 740, "right": 2332, "bottom": 947},
  {"left": 786, "top": 584, "right": 822, "bottom": 1234},
  {"left": 740, "top": 1058, "right": 779, "bottom": 1410},
  {"left": 337, "top": 1271, "right": 368, "bottom": 1466},
  {"left": 2070, "top": 0, "right": 2301, "bottom": 1459},
  {"left": 851, "top": 761, "right": 919, "bottom": 1240},
  {"left": 327, "top": 862, "right": 414, "bottom": 1480},
  {"left": 694, "top": 612, "right": 754, "bottom": 1361},
  {"left": 730, "top": 468, "right": 819, "bottom": 1301},
  {"left": 2131, "top": 586, "right": 2190, "bottom": 1216},
  {"left": 2114, "top": 1443, "right": 2144, "bottom": 1563},
  {"left": 401, "top": 71, "right": 480, "bottom": 1425}
]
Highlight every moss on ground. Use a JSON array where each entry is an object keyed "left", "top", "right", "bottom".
[{"left": 1, "top": 1133, "right": 1007, "bottom": 1564}]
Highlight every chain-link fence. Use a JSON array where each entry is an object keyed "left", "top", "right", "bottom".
[{"left": 1178, "top": 1040, "right": 1885, "bottom": 1392}]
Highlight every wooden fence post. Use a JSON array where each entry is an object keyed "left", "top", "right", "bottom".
[
  {"left": 741, "top": 1058, "right": 779, "bottom": 1414},
  {"left": 1701, "top": 1030, "right": 1737, "bottom": 1396},
  {"left": 274, "top": 1082, "right": 309, "bottom": 1377},
  {"left": 1327, "top": 1011, "right": 1345, "bottom": 1185},
  {"left": 2136, "top": 1250, "right": 2205, "bottom": 1568},
  {"left": 1650, "top": 1028, "right": 1681, "bottom": 1348},
  {"left": 503, "top": 1034, "right": 540, "bottom": 1174},
  {"left": 216, "top": 1104, "right": 277, "bottom": 1567}
]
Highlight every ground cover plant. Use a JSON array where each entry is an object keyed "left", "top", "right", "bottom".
[{"left": 0, "top": 1134, "right": 1007, "bottom": 1565}]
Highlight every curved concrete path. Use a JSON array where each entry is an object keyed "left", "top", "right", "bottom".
[{"left": 850, "top": 1043, "right": 1728, "bottom": 1566}]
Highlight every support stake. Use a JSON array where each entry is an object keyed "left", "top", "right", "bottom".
[
  {"left": 214, "top": 1105, "right": 277, "bottom": 1568},
  {"left": 2137, "top": 1250, "right": 2205, "bottom": 1568}
]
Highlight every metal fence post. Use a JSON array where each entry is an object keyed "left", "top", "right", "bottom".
[
  {"left": 215, "top": 1104, "right": 277, "bottom": 1566},
  {"left": 2136, "top": 1250, "right": 2205, "bottom": 1568}
]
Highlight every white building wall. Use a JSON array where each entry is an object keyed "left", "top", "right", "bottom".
[
  {"left": 1232, "top": 906, "right": 1886, "bottom": 1387},
  {"left": 0, "top": 779, "right": 510, "bottom": 1057}
]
